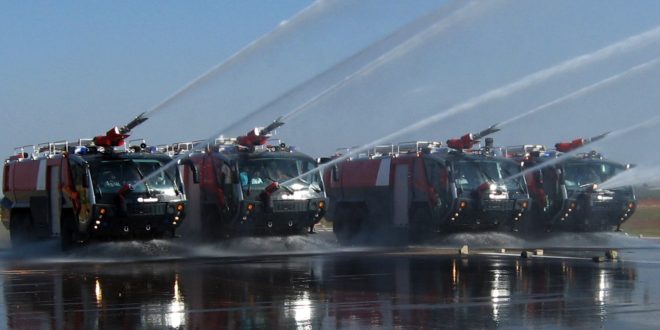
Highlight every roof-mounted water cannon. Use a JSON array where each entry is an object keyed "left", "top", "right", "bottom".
[
  {"left": 554, "top": 132, "right": 608, "bottom": 153},
  {"left": 93, "top": 112, "right": 149, "bottom": 148},
  {"left": 446, "top": 123, "right": 500, "bottom": 151},
  {"left": 237, "top": 117, "right": 285, "bottom": 149}
]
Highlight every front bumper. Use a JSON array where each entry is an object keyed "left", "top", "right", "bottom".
[
  {"left": 235, "top": 198, "right": 327, "bottom": 234},
  {"left": 85, "top": 201, "right": 186, "bottom": 239},
  {"left": 553, "top": 199, "right": 636, "bottom": 231},
  {"left": 445, "top": 198, "right": 530, "bottom": 230}
]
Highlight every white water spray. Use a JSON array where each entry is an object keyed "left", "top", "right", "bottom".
[
  {"left": 499, "top": 56, "right": 660, "bottom": 127},
  {"left": 216, "top": 0, "right": 493, "bottom": 135},
  {"left": 281, "top": 0, "right": 497, "bottom": 122},
  {"left": 506, "top": 114, "right": 660, "bottom": 184},
  {"left": 140, "top": 0, "right": 328, "bottom": 119},
  {"left": 599, "top": 162, "right": 660, "bottom": 190},
  {"left": 284, "top": 24, "right": 660, "bottom": 187},
  {"left": 136, "top": 0, "right": 491, "bottom": 186}
]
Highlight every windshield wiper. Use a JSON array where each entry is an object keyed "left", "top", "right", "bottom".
[{"left": 131, "top": 162, "right": 153, "bottom": 196}]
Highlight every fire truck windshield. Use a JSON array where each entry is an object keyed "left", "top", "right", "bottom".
[
  {"left": 238, "top": 158, "right": 321, "bottom": 189},
  {"left": 91, "top": 159, "right": 180, "bottom": 196},
  {"left": 563, "top": 162, "right": 625, "bottom": 189},
  {"left": 454, "top": 159, "right": 526, "bottom": 194}
]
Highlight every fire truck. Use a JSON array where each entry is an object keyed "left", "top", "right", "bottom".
[
  {"left": 323, "top": 125, "right": 532, "bottom": 244},
  {"left": 1, "top": 114, "right": 198, "bottom": 249},
  {"left": 508, "top": 135, "right": 636, "bottom": 232},
  {"left": 168, "top": 118, "right": 327, "bottom": 238}
]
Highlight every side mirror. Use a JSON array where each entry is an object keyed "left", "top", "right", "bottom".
[
  {"left": 317, "top": 157, "right": 332, "bottom": 165},
  {"left": 230, "top": 160, "right": 240, "bottom": 184},
  {"left": 82, "top": 166, "right": 91, "bottom": 188},
  {"left": 179, "top": 158, "right": 200, "bottom": 184}
]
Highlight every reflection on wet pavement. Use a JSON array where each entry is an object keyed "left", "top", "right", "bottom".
[{"left": 1, "top": 244, "right": 659, "bottom": 329}]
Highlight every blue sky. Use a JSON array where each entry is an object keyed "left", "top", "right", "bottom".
[{"left": 3, "top": 0, "right": 660, "bottom": 167}]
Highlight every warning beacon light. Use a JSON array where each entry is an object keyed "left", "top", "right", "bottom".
[
  {"left": 446, "top": 123, "right": 500, "bottom": 150},
  {"left": 554, "top": 132, "right": 608, "bottom": 153},
  {"left": 93, "top": 112, "right": 148, "bottom": 148}
]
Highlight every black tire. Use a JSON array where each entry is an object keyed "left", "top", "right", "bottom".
[
  {"left": 60, "top": 212, "right": 77, "bottom": 251},
  {"left": 334, "top": 205, "right": 369, "bottom": 245},
  {"left": 9, "top": 210, "right": 31, "bottom": 248},
  {"left": 333, "top": 206, "right": 354, "bottom": 245},
  {"left": 409, "top": 207, "right": 433, "bottom": 243}
]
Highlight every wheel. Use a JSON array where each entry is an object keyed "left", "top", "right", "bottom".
[
  {"left": 9, "top": 210, "right": 32, "bottom": 248},
  {"left": 334, "top": 205, "right": 369, "bottom": 245},
  {"left": 60, "top": 212, "right": 77, "bottom": 251},
  {"left": 409, "top": 207, "right": 433, "bottom": 243},
  {"left": 333, "top": 206, "right": 354, "bottom": 245}
]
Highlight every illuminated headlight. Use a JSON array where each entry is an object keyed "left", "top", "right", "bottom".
[
  {"left": 246, "top": 203, "right": 254, "bottom": 213},
  {"left": 176, "top": 204, "right": 185, "bottom": 212},
  {"left": 489, "top": 183, "right": 498, "bottom": 191}
]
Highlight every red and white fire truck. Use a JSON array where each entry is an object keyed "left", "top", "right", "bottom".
[
  {"left": 167, "top": 118, "right": 327, "bottom": 238},
  {"left": 323, "top": 125, "right": 532, "bottom": 244},
  {"left": 1, "top": 114, "right": 198, "bottom": 249},
  {"left": 508, "top": 134, "right": 636, "bottom": 232}
]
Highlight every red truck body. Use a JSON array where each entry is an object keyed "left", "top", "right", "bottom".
[
  {"left": 171, "top": 137, "right": 327, "bottom": 239},
  {"left": 2, "top": 141, "right": 189, "bottom": 249},
  {"left": 323, "top": 141, "right": 531, "bottom": 244}
]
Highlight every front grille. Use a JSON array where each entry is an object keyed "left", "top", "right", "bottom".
[
  {"left": 127, "top": 203, "right": 167, "bottom": 216},
  {"left": 592, "top": 201, "right": 620, "bottom": 211},
  {"left": 273, "top": 200, "right": 307, "bottom": 212},
  {"left": 482, "top": 200, "right": 514, "bottom": 211}
]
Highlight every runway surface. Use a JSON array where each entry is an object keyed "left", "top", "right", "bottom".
[{"left": 0, "top": 231, "right": 659, "bottom": 329}]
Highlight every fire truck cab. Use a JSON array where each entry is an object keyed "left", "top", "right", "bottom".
[
  {"left": 173, "top": 128, "right": 327, "bottom": 239},
  {"left": 2, "top": 139, "right": 193, "bottom": 249},
  {"left": 510, "top": 143, "right": 636, "bottom": 232},
  {"left": 324, "top": 139, "right": 531, "bottom": 245}
]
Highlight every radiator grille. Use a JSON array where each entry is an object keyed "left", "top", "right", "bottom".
[
  {"left": 127, "top": 203, "right": 167, "bottom": 216},
  {"left": 482, "top": 200, "right": 514, "bottom": 211},
  {"left": 273, "top": 200, "right": 307, "bottom": 212}
]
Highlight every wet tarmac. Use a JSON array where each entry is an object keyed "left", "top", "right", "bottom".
[{"left": 1, "top": 231, "right": 659, "bottom": 329}]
